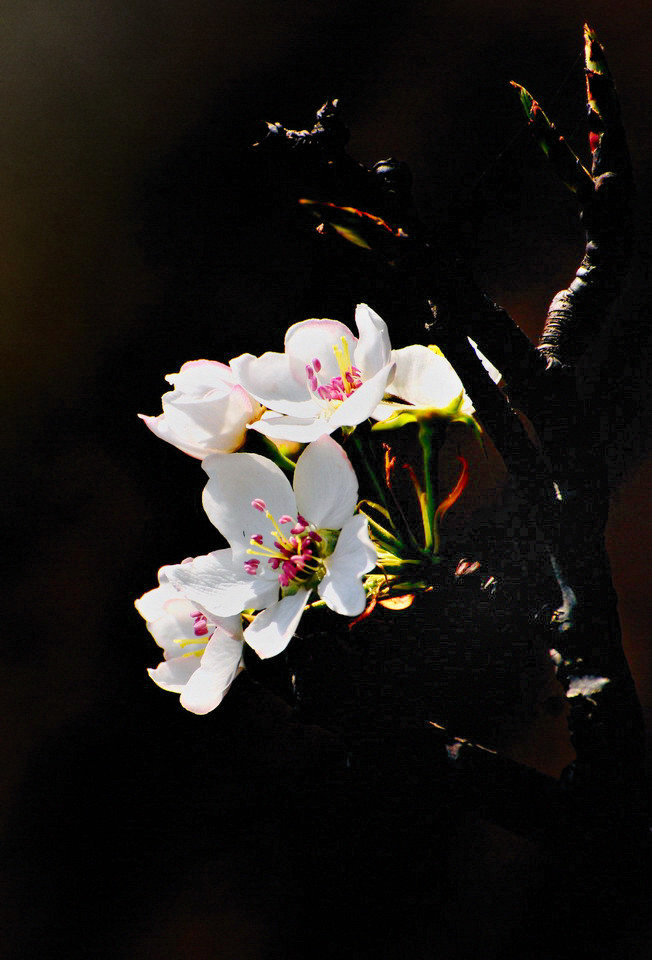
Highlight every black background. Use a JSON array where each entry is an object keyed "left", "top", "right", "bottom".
[{"left": 3, "top": 1, "right": 651, "bottom": 957}]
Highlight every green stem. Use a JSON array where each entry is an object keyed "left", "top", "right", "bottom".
[
  {"left": 352, "top": 434, "right": 391, "bottom": 514},
  {"left": 358, "top": 508, "right": 403, "bottom": 550},
  {"left": 418, "top": 421, "right": 436, "bottom": 551},
  {"left": 353, "top": 433, "right": 424, "bottom": 552}
]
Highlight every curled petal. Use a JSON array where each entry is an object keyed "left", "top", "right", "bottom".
[
  {"left": 140, "top": 360, "right": 262, "bottom": 458},
  {"left": 148, "top": 655, "right": 202, "bottom": 693},
  {"left": 244, "top": 588, "right": 310, "bottom": 659},
  {"left": 179, "top": 629, "right": 244, "bottom": 714},
  {"left": 352, "top": 303, "right": 392, "bottom": 379},
  {"left": 285, "top": 318, "right": 355, "bottom": 383}
]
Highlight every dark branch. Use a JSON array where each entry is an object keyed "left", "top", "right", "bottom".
[{"left": 538, "top": 24, "right": 634, "bottom": 368}]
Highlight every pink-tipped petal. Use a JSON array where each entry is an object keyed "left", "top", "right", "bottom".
[
  {"left": 353, "top": 303, "right": 392, "bottom": 379},
  {"left": 285, "top": 318, "right": 356, "bottom": 384},
  {"left": 293, "top": 436, "right": 358, "bottom": 530},
  {"left": 231, "top": 351, "right": 316, "bottom": 417}
]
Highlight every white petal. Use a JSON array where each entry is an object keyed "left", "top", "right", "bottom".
[
  {"left": 179, "top": 629, "right": 244, "bottom": 714},
  {"left": 352, "top": 303, "right": 392, "bottom": 379},
  {"left": 328, "top": 362, "right": 395, "bottom": 429},
  {"left": 140, "top": 361, "right": 261, "bottom": 459},
  {"left": 139, "top": 413, "right": 208, "bottom": 460},
  {"left": 318, "top": 515, "right": 377, "bottom": 616},
  {"left": 167, "top": 359, "right": 235, "bottom": 393},
  {"left": 202, "top": 452, "right": 296, "bottom": 560},
  {"left": 244, "top": 588, "right": 309, "bottom": 659},
  {"left": 211, "top": 612, "right": 246, "bottom": 637},
  {"left": 148, "top": 655, "right": 200, "bottom": 693},
  {"left": 166, "top": 385, "right": 258, "bottom": 447},
  {"left": 161, "top": 550, "right": 279, "bottom": 617},
  {"left": 467, "top": 337, "right": 503, "bottom": 385},
  {"left": 134, "top": 582, "right": 181, "bottom": 622},
  {"left": 285, "top": 318, "right": 356, "bottom": 383},
  {"left": 147, "top": 600, "right": 201, "bottom": 653},
  {"left": 248, "top": 413, "right": 330, "bottom": 443},
  {"left": 231, "top": 352, "right": 316, "bottom": 417},
  {"left": 293, "top": 436, "right": 358, "bottom": 529},
  {"left": 388, "top": 345, "right": 468, "bottom": 409}
]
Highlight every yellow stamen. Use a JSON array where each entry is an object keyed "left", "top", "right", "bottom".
[
  {"left": 174, "top": 637, "right": 208, "bottom": 648},
  {"left": 340, "top": 335, "right": 352, "bottom": 375},
  {"left": 247, "top": 543, "right": 281, "bottom": 558},
  {"left": 333, "top": 336, "right": 355, "bottom": 394},
  {"left": 265, "top": 510, "right": 285, "bottom": 540},
  {"left": 173, "top": 637, "right": 209, "bottom": 658}
]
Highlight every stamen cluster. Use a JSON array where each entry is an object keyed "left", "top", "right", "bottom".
[
  {"left": 245, "top": 499, "right": 324, "bottom": 589},
  {"left": 305, "top": 337, "right": 363, "bottom": 405}
]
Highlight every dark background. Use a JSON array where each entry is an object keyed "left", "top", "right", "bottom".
[{"left": 2, "top": 1, "right": 650, "bottom": 957}]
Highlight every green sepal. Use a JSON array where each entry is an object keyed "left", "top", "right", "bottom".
[
  {"left": 371, "top": 410, "right": 420, "bottom": 431},
  {"left": 371, "top": 392, "right": 477, "bottom": 432}
]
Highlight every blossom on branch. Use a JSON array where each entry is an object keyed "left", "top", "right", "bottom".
[
  {"left": 230, "top": 304, "right": 395, "bottom": 442},
  {"left": 161, "top": 436, "right": 377, "bottom": 660},
  {"left": 135, "top": 579, "right": 244, "bottom": 714},
  {"left": 372, "top": 342, "right": 500, "bottom": 431},
  {"left": 140, "top": 360, "right": 262, "bottom": 459}
]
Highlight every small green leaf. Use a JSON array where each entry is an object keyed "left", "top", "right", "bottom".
[
  {"left": 299, "top": 198, "right": 409, "bottom": 259},
  {"left": 510, "top": 82, "right": 593, "bottom": 197}
]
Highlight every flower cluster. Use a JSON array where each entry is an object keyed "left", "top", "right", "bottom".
[{"left": 136, "top": 304, "right": 491, "bottom": 713}]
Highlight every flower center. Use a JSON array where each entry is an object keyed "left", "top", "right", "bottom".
[
  {"left": 305, "top": 337, "right": 363, "bottom": 408},
  {"left": 245, "top": 499, "right": 327, "bottom": 591}
]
